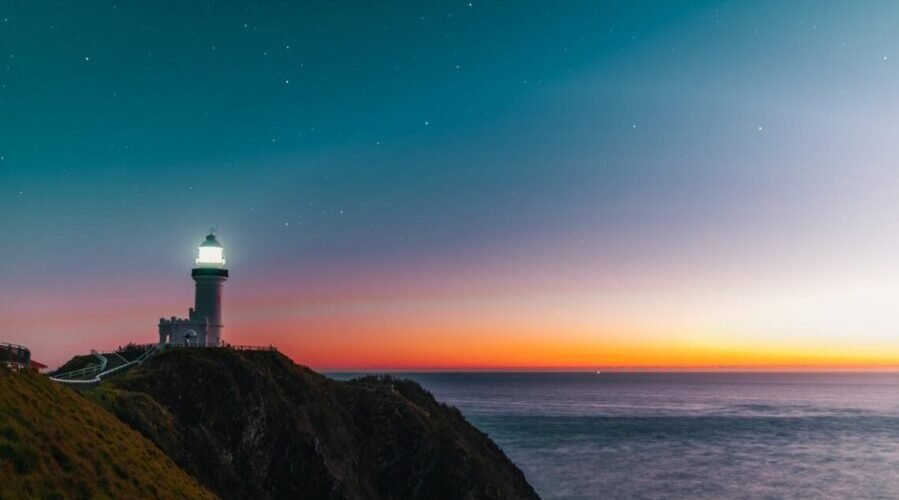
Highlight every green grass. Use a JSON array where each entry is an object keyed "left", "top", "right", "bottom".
[{"left": 0, "top": 366, "right": 217, "bottom": 499}]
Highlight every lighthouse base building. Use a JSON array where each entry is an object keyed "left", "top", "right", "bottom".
[
  {"left": 158, "top": 311, "right": 210, "bottom": 347},
  {"left": 159, "top": 232, "right": 229, "bottom": 347}
]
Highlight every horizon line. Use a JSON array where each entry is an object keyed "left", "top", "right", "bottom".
[{"left": 317, "top": 366, "right": 899, "bottom": 374}]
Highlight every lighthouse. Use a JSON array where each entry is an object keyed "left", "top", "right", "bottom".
[
  {"left": 192, "top": 232, "right": 228, "bottom": 346},
  {"left": 158, "top": 231, "right": 229, "bottom": 347}
]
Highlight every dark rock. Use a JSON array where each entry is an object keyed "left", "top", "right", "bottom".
[{"left": 95, "top": 348, "right": 539, "bottom": 500}]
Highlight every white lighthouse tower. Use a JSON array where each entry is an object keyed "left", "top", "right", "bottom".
[
  {"left": 192, "top": 231, "right": 228, "bottom": 346},
  {"left": 158, "top": 230, "right": 229, "bottom": 347}
]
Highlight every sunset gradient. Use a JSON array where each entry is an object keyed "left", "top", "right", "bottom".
[{"left": 4, "top": 1, "right": 899, "bottom": 369}]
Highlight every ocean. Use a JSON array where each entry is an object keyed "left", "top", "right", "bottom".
[{"left": 330, "top": 372, "right": 899, "bottom": 499}]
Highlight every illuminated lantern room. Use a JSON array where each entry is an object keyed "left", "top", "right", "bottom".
[{"left": 196, "top": 232, "right": 226, "bottom": 268}]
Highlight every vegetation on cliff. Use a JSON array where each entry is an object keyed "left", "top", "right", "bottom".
[
  {"left": 94, "top": 348, "right": 539, "bottom": 500},
  {"left": 0, "top": 367, "right": 215, "bottom": 499}
]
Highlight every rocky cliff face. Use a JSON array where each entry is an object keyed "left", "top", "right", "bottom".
[{"left": 93, "top": 348, "right": 539, "bottom": 500}]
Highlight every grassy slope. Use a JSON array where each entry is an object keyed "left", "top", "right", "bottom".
[{"left": 0, "top": 367, "right": 217, "bottom": 500}]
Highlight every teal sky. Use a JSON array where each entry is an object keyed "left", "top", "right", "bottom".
[{"left": 4, "top": 1, "right": 899, "bottom": 368}]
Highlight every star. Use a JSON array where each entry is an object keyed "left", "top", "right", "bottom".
[{"left": 84, "top": 56, "right": 90, "bottom": 61}]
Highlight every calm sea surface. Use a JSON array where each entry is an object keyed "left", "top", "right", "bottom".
[{"left": 330, "top": 372, "right": 899, "bottom": 499}]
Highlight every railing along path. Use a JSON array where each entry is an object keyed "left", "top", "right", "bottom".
[{"left": 48, "top": 343, "right": 277, "bottom": 387}]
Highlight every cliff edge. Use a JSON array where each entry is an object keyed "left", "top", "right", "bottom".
[{"left": 92, "top": 348, "right": 539, "bottom": 500}]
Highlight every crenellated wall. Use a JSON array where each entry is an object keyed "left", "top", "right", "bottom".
[{"left": 158, "top": 309, "right": 209, "bottom": 347}]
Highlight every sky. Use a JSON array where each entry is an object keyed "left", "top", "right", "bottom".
[{"left": 4, "top": 1, "right": 899, "bottom": 370}]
